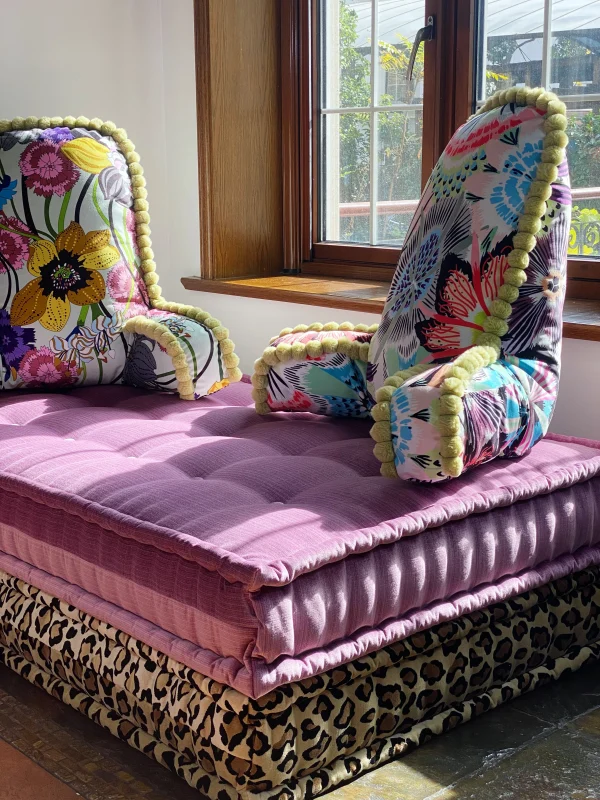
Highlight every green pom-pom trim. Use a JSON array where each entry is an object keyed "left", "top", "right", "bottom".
[
  {"left": 371, "top": 402, "right": 391, "bottom": 422},
  {"left": 274, "top": 321, "right": 378, "bottom": 339},
  {"left": 370, "top": 363, "right": 433, "bottom": 478},
  {"left": 498, "top": 284, "right": 520, "bottom": 303},
  {"left": 503, "top": 267, "right": 528, "bottom": 287},
  {"left": 470, "top": 87, "right": 570, "bottom": 394},
  {"left": 437, "top": 344, "right": 499, "bottom": 477},
  {"left": 489, "top": 299, "right": 512, "bottom": 320},
  {"left": 476, "top": 332, "right": 502, "bottom": 350},
  {"left": 482, "top": 316, "right": 509, "bottom": 336}
]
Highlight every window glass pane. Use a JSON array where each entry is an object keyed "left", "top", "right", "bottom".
[
  {"left": 378, "top": 1, "right": 425, "bottom": 106},
  {"left": 376, "top": 2, "right": 425, "bottom": 246},
  {"left": 377, "top": 109, "right": 423, "bottom": 245},
  {"left": 476, "top": 0, "right": 600, "bottom": 258},
  {"left": 550, "top": 5, "right": 600, "bottom": 98},
  {"left": 322, "top": 1, "right": 372, "bottom": 110},
  {"left": 566, "top": 101, "right": 600, "bottom": 256},
  {"left": 322, "top": 112, "right": 371, "bottom": 243},
  {"left": 319, "top": 0, "right": 426, "bottom": 245},
  {"left": 479, "top": 0, "right": 546, "bottom": 100}
]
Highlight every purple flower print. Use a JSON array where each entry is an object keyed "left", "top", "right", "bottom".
[
  {"left": 40, "top": 127, "right": 74, "bottom": 144},
  {"left": 0, "top": 309, "right": 36, "bottom": 377}
]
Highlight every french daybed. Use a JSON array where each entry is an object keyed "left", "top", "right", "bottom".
[
  {"left": 0, "top": 90, "right": 599, "bottom": 799},
  {"left": 0, "top": 380, "right": 600, "bottom": 799}
]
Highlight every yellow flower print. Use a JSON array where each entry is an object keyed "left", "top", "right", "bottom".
[
  {"left": 10, "top": 221, "right": 119, "bottom": 332},
  {"left": 207, "top": 378, "right": 230, "bottom": 394},
  {"left": 61, "top": 137, "right": 111, "bottom": 174}
]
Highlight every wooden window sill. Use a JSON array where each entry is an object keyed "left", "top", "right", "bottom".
[{"left": 181, "top": 275, "right": 600, "bottom": 342}]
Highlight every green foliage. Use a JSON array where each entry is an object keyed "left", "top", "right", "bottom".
[
  {"left": 339, "top": 2, "right": 370, "bottom": 108},
  {"left": 552, "top": 36, "right": 591, "bottom": 60},
  {"left": 337, "top": 2, "right": 423, "bottom": 243},
  {"left": 567, "top": 110, "right": 600, "bottom": 190},
  {"left": 336, "top": 2, "right": 370, "bottom": 241},
  {"left": 569, "top": 205, "right": 600, "bottom": 255}
]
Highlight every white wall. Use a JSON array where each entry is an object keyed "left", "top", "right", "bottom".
[
  {"left": 552, "top": 338, "right": 600, "bottom": 439},
  {"left": 2, "top": 0, "right": 598, "bottom": 439}
]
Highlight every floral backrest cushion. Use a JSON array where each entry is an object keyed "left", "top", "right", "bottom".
[
  {"left": 368, "top": 91, "right": 571, "bottom": 392},
  {"left": 0, "top": 117, "right": 155, "bottom": 390}
]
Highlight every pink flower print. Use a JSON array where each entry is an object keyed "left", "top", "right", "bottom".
[
  {"left": 18, "top": 346, "right": 80, "bottom": 387},
  {"left": 0, "top": 213, "right": 30, "bottom": 271},
  {"left": 106, "top": 262, "right": 149, "bottom": 318},
  {"left": 126, "top": 209, "right": 140, "bottom": 256},
  {"left": 19, "top": 140, "right": 78, "bottom": 197},
  {"left": 268, "top": 389, "right": 313, "bottom": 412}
]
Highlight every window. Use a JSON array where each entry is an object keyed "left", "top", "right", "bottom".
[
  {"left": 319, "top": 1, "right": 426, "bottom": 248},
  {"left": 477, "top": 0, "right": 600, "bottom": 264},
  {"left": 288, "top": 0, "right": 600, "bottom": 294},
  {"left": 289, "top": 0, "right": 478, "bottom": 275},
  {"left": 189, "top": 0, "right": 599, "bottom": 324}
]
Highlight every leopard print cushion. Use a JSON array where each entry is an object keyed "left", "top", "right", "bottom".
[{"left": 0, "top": 567, "right": 598, "bottom": 799}]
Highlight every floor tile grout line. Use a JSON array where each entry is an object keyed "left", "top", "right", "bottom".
[{"left": 421, "top": 701, "right": 600, "bottom": 800}]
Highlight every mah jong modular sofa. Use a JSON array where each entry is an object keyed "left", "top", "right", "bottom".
[
  {"left": 0, "top": 91, "right": 599, "bottom": 800},
  {"left": 253, "top": 87, "right": 574, "bottom": 485}
]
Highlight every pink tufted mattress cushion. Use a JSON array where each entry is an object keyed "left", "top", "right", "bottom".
[{"left": 0, "top": 381, "right": 600, "bottom": 698}]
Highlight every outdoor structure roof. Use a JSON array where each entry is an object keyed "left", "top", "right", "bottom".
[{"left": 349, "top": 0, "right": 600, "bottom": 47}]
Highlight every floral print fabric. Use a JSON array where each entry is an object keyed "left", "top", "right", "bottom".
[
  {"left": 264, "top": 330, "right": 374, "bottom": 416},
  {"left": 257, "top": 98, "right": 571, "bottom": 482},
  {"left": 368, "top": 100, "right": 571, "bottom": 480},
  {"left": 126, "top": 311, "right": 226, "bottom": 398},
  {"left": 0, "top": 125, "right": 223, "bottom": 396},
  {"left": 369, "top": 102, "right": 571, "bottom": 383},
  {"left": 388, "top": 357, "right": 557, "bottom": 482}
]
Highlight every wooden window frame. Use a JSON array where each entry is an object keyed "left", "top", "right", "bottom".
[
  {"left": 186, "top": 0, "right": 599, "bottom": 335},
  {"left": 282, "top": 0, "right": 477, "bottom": 280},
  {"left": 281, "top": 0, "right": 600, "bottom": 298}
]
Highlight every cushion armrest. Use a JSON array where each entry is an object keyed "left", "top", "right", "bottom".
[
  {"left": 123, "top": 306, "right": 241, "bottom": 400},
  {"left": 252, "top": 322, "right": 378, "bottom": 417},
  {"left": 371, "top": 345, "right": 557, "bottom": 482}
]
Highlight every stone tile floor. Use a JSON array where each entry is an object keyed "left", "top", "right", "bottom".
[{"left": 0, "top": 663, "right": 599, "bottom": 800}]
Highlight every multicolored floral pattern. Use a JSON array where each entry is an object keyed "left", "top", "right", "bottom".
[
  {"left": 142, "top": 310, "right": 225, "bottom": 398},
  {"left": 257, "top": 93, "right": 571, "bottom": 482},
  {"left": 368, "top": 95, "right": 571, "bottom": 481},
  {"left": 388, "top": 358, "right": 555, "bottom": 482},
  {"left": 0, "top": 122, "right": 231, "bottom": 396},
  {"left": 370, "top": 102, "right": 571, "bottom": 384},
  {"left": 17, "top": 345, "right": 80, "bottom": 388},
  {"left": 0, "top": 213, "right": 31, "bottom": 270},
  {"left": 414, "top": 232, "right": 512, "bottom": 361},
  {"left": 19, "top": 138, "right": 78, "bottom": 197},
  {"left": 0, "top": 309, "right": 35, "bottom": 380},
  {"left": 264, "top": 330, "right": 374, "bottom": 417}
]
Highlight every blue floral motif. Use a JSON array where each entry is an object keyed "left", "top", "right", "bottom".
[
  {"left": 391, "top": 230, "right": 440, "bottom": 314},
  {"left": 0, "top": 175, "right": 17, "bottom": 212},
  {"left": 430, "top": 147, "right": 486, "bottom": 199},
  {"left": 0, "top": 309, "right": 35, "bottom": 380},
  {"left": 390, "top": 391, "right": 412, "bottom": 466},
  {"left": 489, "top": 141, "right": 543, "bottom": 227},
  {"left": 40, "top": 127, "right": 74, "bottom": 144}
]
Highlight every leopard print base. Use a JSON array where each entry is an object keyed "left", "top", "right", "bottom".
[{"left": 0, "top": 566, "right": 598, "bottom": 800}]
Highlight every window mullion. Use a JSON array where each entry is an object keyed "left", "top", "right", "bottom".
[
  {"left": 541, "top": 0, "right": 553, "bottom": 88},
  {"left": 369, "top": 0, "right": 380, "bottom": 246}
]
